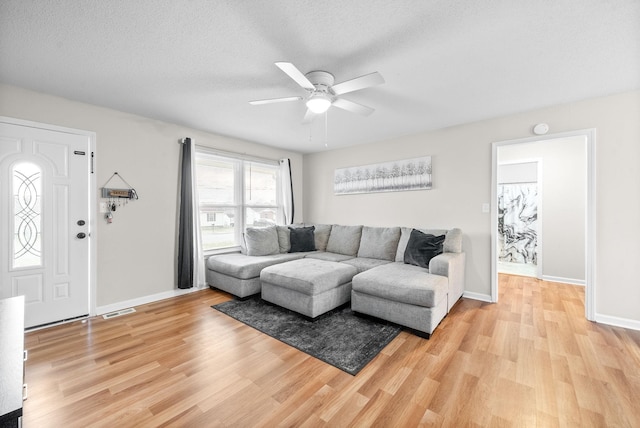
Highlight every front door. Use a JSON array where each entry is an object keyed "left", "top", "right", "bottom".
[{"left": 0, "top": 119, "right": 92, "bottom": 328}]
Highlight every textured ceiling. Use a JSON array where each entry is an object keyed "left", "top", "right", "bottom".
[{"left": 1, "top": 0, "right": 639, "bottom": 153}]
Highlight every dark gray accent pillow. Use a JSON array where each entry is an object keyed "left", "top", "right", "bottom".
[
  {"left": 289, "top": 226, "right": 316, "bottom": 253},
  {"left": 404, "top": 229, "right": 445, "bottom": 268}
]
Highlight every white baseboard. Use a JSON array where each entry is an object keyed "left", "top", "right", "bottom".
[
  {"left": 595, "top": 313, "right": 640, "bottom": 332},
  {"left": 462, "top": 291, "right": 493, "bottom": 303},
  {"left": 96, "top": 285, "right": 205, "bottom": 316},
  {"left": 541, "top": 275, "right": 585, "bottom": 286}
]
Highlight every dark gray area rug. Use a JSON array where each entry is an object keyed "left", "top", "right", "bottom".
[{"left": 212, "top": 297, "right": 401, "bottom": 375}]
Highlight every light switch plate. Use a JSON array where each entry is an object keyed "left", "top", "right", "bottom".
[{"left": 482, "top": 203, "right": 490, "bottom": 213}]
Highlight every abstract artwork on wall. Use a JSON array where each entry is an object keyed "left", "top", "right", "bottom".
[
  {"left": 334, "top": 156, "right": 432, "bottom": 195},
  {"left": 498, "top": 183, "right": 538, "bottom": 265}
]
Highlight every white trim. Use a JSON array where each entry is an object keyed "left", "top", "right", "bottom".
[
  {"left": 194, "top": 149, "right": 283, "bottom": 251},
  {"left": 194, "top": 144, "right": 279, "bottom": 165},
  {"left": 585, "top": 129, "right": 597, "bottom": 321},
  {"left": 0, "top": 116, "right": 98, "bottom": 318},
  {"left": 536, "top": 160, "right": 543, "bottom": 280},
  {"left": 96, "top": 286, "right": 204, "bottom": 316},
  {"left": 541, "top": 275, "right": 585, "bottom": 286},
  {"left": 490, "top": 144, "right": 499, "bottom": 303},
  {"left": 462, "top": 291, "right": 493, "bottom": 303},
  {"left": 204, "top": 247, "right": 241, "bottom": 257},
  {"left": 594, "top": 314, "right": 640, "bottom": 332},
  {"left": 491, "top": 129, "right": 596, "bottom": 320}
]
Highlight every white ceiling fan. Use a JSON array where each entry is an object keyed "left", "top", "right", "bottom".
[{"left": 249, "top": 62, "right": 384, "bottom": 123}]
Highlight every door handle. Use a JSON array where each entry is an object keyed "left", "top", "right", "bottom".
[{"left": 77, "top": 232, "right": 87, "bottom": 239}]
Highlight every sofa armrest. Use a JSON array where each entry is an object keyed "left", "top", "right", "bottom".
[{"left": 429, "top": 252, "right": 466, "bottom": 311}]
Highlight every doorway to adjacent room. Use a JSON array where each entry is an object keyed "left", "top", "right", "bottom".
[{"left": 491, "top": 129, "right": 595, "bottom": 320}]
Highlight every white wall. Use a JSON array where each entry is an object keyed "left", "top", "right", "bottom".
[
  {"left": 0, "top": 84, "right": 304, "bottom": 308},
  {"left": 303, "top": 90, "right": 640, "bottom": 326},
  {"left": 499, "top": 137, "right": 586, "bottom": 282}
]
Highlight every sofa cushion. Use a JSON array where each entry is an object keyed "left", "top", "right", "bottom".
[
  {"left": 395, "top": 227, "right": 462, "bottom": 261},
  {"left": 289, "top": 226, "right": 317, "bottom": 252},
  {"left": 244, "top": 226, "right": 280, "bottom": 256},
  {"left": 309, "top": 224, "right": 332, "bottom": 251},
  {"left": 206, "top": 252, "right": 305, "bottom": 280},
  {"left": 261, "top": 258, "right": 358, "bottom": 295},
  {"left": 352, "top": 262, "right": 448, "bottom": 308},
  {"left": 341, "top": 257, "right": 392, "bottom": 273},
  {"left": 276, "top": 223, "right": 304, "bottom": 253},
  {"left": 442, "top": 228, "right": 463, "bottom": 253},
  {"left": 326, "top": 225, "right": 363, "bottom": 256},
  {"left": 305, "top": 252, "right": 354, "bottom": 262},
  {"left": 357, "top": 226, "right": 401, "bottom": 261},
  {"left": 404, "top": 229, "right": 445, "bottom": 268},
  {"left": 276, "top": 226, "right": 290, "bottom": 253}
]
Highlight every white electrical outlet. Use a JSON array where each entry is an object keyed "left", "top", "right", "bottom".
[{"left": 482, "top": 203, "right": 490, "bottom": 213}]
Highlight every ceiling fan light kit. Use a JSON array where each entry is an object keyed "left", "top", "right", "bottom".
[
  {"left": 251, "top": 62, "right": 384, "bottom": 122},
  {"left": 306, "top": 92, "right": 332, "bottom": 114}
]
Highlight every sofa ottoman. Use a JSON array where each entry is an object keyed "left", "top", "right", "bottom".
[
  {"left": 206, "top": 252, "right": 306, "bottom": 298},
  {"left": 351, "top": 262, "right": 449, "bottom": 338},
  {"left": 260, "top": 258, "right": 358, "bottom": 319}
]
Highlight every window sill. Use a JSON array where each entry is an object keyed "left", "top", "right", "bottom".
[{"left": 204, "top": 246, "right": 242, "bottom": 258}]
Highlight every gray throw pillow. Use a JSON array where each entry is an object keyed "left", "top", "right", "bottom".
[
  {"left": 244, "top": 226, "right": 279, "bottom": 256},
  {"left": 403, "top": 229, "right": 445, "bottom": 268}
]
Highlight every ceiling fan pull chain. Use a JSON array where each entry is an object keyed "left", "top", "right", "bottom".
[{"left": 325, "top": 112, "right": 329, "bottom": 148}]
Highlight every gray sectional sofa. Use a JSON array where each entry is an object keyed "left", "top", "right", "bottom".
[{"left": 206, "top": 224, "right": 465, "bottom": 337}]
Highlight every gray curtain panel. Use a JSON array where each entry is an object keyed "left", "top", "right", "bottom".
[{"left": 177, "top": 137, "right": 194, "bottom": 288}]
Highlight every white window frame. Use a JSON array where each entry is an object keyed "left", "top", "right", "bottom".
[{"left": 195, "top": 147, "right": 282, "bottom": 255}]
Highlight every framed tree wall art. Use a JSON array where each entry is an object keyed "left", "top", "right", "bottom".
[{"left": 334, "top": 156, "right": 432, "bottom": 195}]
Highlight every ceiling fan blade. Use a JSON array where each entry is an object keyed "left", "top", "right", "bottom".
[
  {"left": 275, "top": 62, "right": 315, "bottom": 90},
  {"left": 302, "top": 109, "right": 317, "bottom": 124},
  {"left": 249, "top": 96, "right": 302, "bottom": 105},
  {"left": 332, "top": 98, "right": 375, "bottom": 116},
  {"left": 332, "top": 72, "right": 384, "bottom": 95}
]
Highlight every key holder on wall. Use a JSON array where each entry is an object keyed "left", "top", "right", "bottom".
[{"left": 101, "top": 172, "right": 139, "bottom": 223}]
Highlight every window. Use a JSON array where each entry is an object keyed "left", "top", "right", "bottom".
[
  {"left": 12, "top": 162, "right": 42, "bottom": 268},
  {"left": 195, "top": 150, "right": 281, "bottom": 251}
]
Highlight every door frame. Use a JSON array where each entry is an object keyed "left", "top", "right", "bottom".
[
  {"left": 0, "top": 116, "right": 97, "bottom": 320},
  {"left": 491, "top": 128, "right": 595, "bottom": 321}
]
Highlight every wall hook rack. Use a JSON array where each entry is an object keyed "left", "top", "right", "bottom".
[
  {"left": 101, "top": 172, "right": 139, "bottom": 200},
  {"left": 101, "top": 172, "right": 139, "bottom": 223}
]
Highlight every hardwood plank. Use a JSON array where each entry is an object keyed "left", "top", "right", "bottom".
[{"left": 21, "top": 275, "right": 640, "bottom": 427}]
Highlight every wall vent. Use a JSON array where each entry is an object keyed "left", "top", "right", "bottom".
[{"left": 102, "top": 307, "right": 136, "bottom": 319}]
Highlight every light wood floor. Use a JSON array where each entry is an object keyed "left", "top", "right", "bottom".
[{"left": 23, "top": 274, "right": 640, "bottom": 427}]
